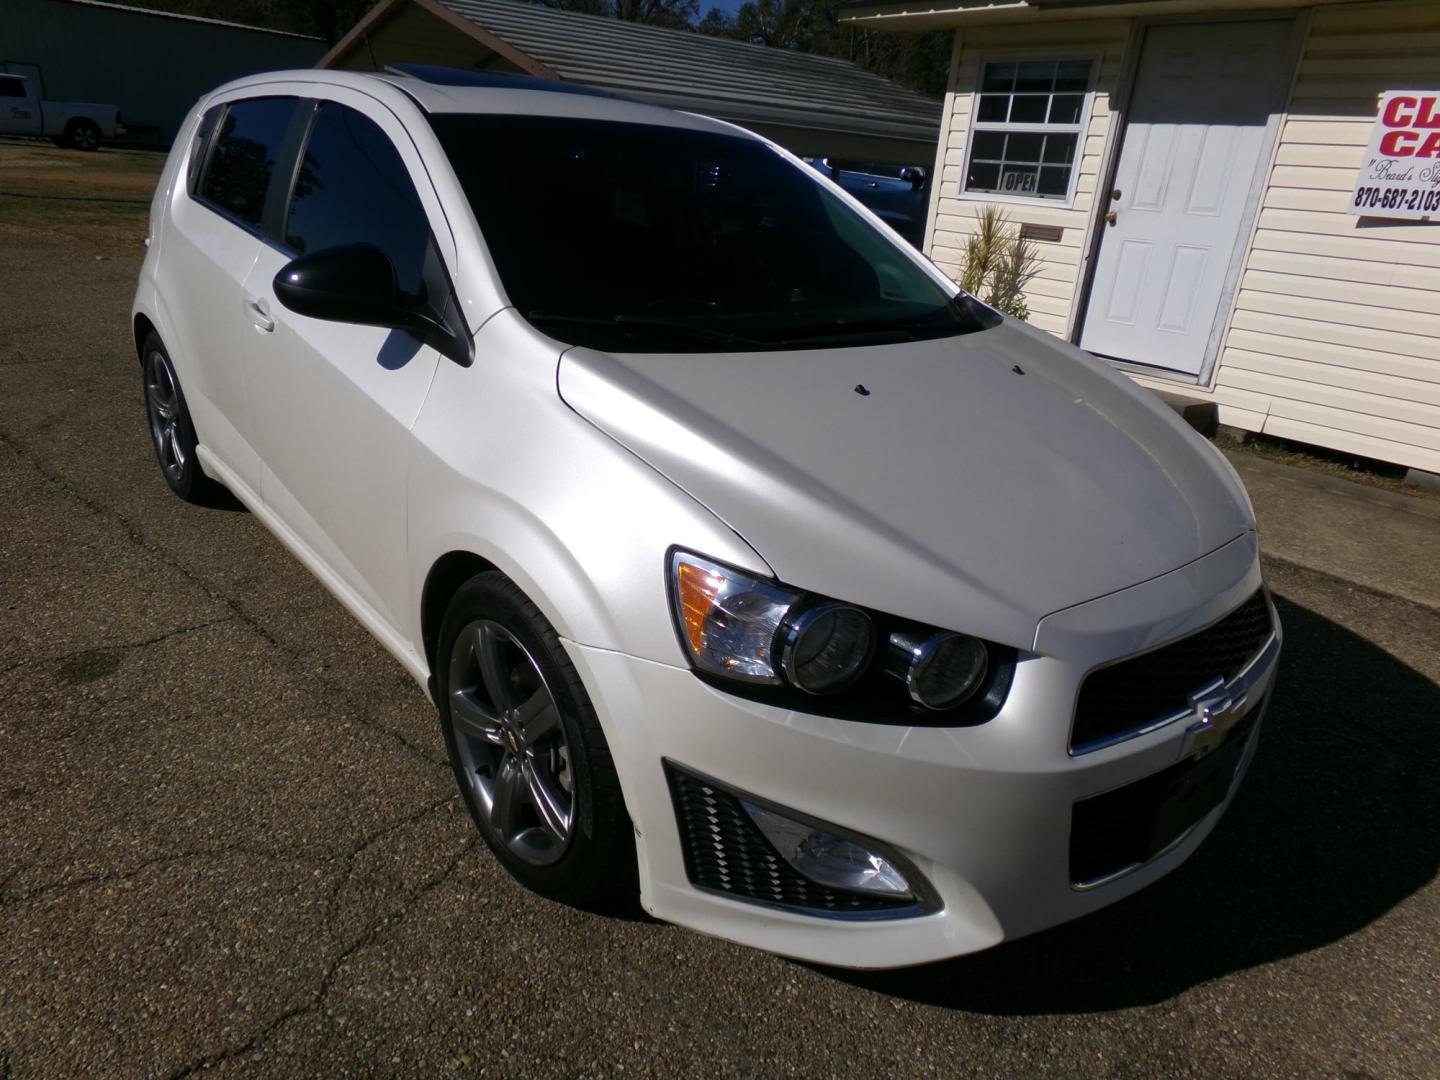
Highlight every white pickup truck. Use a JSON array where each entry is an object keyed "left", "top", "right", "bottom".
[{"left": 0, "top": 72, "right": 122, "bottom": 151}]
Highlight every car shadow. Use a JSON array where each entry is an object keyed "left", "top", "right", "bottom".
[
  {"left": 192, "top": 483, "right": 249, "bottom": 513},
  {"left": 816, "top": 595, "right": 1440, "bottom": 1013}
]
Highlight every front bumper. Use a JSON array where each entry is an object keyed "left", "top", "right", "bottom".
[{"left": 563, "top": 533, "right": 1277, "bottom": 968}]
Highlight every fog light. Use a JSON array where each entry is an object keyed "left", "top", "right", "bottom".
[
  {"left": 886, "top": 630, "right": 988, "bottom": 710},
  {"left": 742, "top": 801, "right": 912, "bottom": 897}
]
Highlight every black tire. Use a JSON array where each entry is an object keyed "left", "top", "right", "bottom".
[
  {"left": 140, "top": 332, "right": 223, "bottom": 503},
  {"left": 65, "top": 118, "right": 101, "bottom": 151},
  {"left": 437, "top": 572, "right": 633, "bottom": 905}
]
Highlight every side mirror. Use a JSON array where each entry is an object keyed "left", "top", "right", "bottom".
[
  {"left": 273, "top": 243, "right": 472, "bottom": 367},
  {"left": 899, "top": 166, "right": 926, "bottom": 192}
]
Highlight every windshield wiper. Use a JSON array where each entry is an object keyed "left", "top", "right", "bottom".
[
  {"left": 526, "top": 311, "right": 764, "bottom": 350},
  {"left": 772, "top": 317, "right": 925, "bottom": 347}
]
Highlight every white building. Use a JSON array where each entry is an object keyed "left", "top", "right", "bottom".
[{"left": 844, "top": 0, "right": 1440, "bottom": 482}]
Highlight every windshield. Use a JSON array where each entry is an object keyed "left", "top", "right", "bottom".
[{"left": 429, "top": 115, "right": 1000, "bottom": 353}]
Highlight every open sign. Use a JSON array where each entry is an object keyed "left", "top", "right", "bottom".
[{"left": 1349, "top": 90, "right": 1440, "bottom": 220}]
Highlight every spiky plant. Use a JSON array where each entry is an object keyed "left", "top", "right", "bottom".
[{"left": 957, "top": 206, "right": 1040, "bottom": 320}]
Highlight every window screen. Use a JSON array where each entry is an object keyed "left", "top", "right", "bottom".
[
  {"left": 965, "top": 59, "right": 1093, "bottom": 201},
  {"left": 284, "top": 102, "right": 431, "bottom": 297},
  {"left": 198, "top": 97, "right": 298, "bottom": 228}
]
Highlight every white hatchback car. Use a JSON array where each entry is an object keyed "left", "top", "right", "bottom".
[{"left": 132, "top": 67, "right": 1280, "bottom": 968}]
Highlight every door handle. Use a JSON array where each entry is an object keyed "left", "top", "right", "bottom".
[
  {"left": 245, "top": 298, "right": 274, "bottom": 333},
  {"left": 1104, "top": 210, "right": 1118, "bottom": 227}
]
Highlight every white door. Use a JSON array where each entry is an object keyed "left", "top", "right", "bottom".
[
  {"left": 0, "top": 73, "right": 41, "bottom": 135},
  {"left": 1080, "top": 21, "right": 1292, "bottom": 375},
  {"left": 242, "top": 97, "right": 447, "bottom": 632}
]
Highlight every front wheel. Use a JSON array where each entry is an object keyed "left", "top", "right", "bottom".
[{"left": 437, "top": 572, "right": 633, "bottom": 904}]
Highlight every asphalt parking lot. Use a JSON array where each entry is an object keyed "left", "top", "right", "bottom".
[{"left": 2, "top": 146, "right": 1438, "bottom": 1077}]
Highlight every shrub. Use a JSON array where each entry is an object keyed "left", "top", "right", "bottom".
[{"left": 956, "top": 206, "right": 1040, "bottom": 321}]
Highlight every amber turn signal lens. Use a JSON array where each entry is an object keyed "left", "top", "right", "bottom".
[{"left": 676, "top": 558, "right": 724, "bottom": 654}]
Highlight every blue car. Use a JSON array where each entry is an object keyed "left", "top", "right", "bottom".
[{"left": 808, "top": 158, "right": 929, "bottom": 248}]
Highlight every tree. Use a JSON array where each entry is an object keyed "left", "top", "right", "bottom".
[
  {"left": 548, "top": 0, "right": 700, "bottom": 30},
  {"left": 699, "top": 0, "right": 950, "bottom": 98}
]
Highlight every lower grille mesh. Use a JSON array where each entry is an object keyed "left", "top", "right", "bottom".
[
  {"left": 666, "top": 765, "right": 913, "bottom": 915},
  {"left": 1070, "top": 709, "right": 1258, "bottom": 885}
]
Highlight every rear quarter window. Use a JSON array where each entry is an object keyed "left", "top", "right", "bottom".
[{"left": 198, "top": 97, "right": 299, "bottom": 229}]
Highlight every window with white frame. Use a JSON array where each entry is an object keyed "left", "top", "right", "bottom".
[{"left": 964, "top": 59, "right": 1094, "bottom": 202}]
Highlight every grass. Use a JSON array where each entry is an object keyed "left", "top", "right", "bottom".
[
  {"left": 1221, "top": 429, "right": 1433, "bottom": 498},
  {"left": 0, "top": 136, "right": 164, "bottom": 252}
]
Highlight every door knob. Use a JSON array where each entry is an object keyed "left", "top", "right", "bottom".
[{"left": 1105, "top": 210, "right": 1118, "bottom": 227}]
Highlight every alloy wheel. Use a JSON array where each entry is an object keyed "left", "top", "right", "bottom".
[
  {"left": 447, "top": 619, "right": 574, "bottom": 866},
  {"left": 144, "top": 349, "right": 185, "bottom": 483}
]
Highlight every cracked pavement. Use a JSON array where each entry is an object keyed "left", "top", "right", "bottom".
[{"left": 2, "top": 203, "right": 1439, "bottom": 1078}]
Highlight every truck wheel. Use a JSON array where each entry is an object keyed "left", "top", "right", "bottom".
[{"left": 65, "top": 119, "right": 101, "bottom": 151}]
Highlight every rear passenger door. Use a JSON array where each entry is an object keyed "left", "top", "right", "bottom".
[
  {"left": 240, "top": 96, "right": 450, "bottom": 636},
  {"left": 165, "top": 95, "right": 301, "bottom": 496}
]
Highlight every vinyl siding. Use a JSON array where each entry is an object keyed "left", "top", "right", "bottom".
[
  {"left": 1207, "top": 0, "right": 1440, "bottom": 472},
  {"left": 922, "top": 0, "right": 1440, "bottom": 473},
  {"left": 926, "top": 19, "right": 1132, "bottom": 336}
]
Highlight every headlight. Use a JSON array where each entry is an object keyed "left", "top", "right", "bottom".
[
  {"left": 885, "top": 630, "right": 988, "bottom": 710},
  {"left": 780, "top": 601, "right": 874, "bottom": 694},
  {"left": 668, "top": 549, "right": 1010, "bottom": 720},
  {"left": 671, "top": 550, "right": 874, "bottom": 690},
  {"left": 671, "top": 550, "right": 796, "bottom": 685}
]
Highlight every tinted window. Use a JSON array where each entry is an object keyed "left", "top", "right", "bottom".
[
  {"left": 200, "top": 97, "right": 298, "bottom": 228},
  {"left": 0, "top": 77, "right": 25, "bottom": 98},
  {"left": 431, "top": 116, "right": 997, "bottom": 353},
  {"left": 285, "top": 103, "right": 431, "bottom": 296}
]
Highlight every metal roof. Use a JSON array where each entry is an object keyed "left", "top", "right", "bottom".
[
  {"left": 430, "top": 0, "right": 941, "bottom": 144},
  {"left": 48, "top": 0, "right": 323, "bottom": 39}
]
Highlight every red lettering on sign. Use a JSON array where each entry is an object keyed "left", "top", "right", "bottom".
[
  {"left": 1419, "top": 132, "right": 1440, "bottom": 158},
  {"left": 1417, "top": 97, "right": 1440, "bottom": 129},
  {"left": 1384, "top": 95, "right": 1419, "bottom": 127},
  {"left": 1380, "top": 129, "right": 1419, "bottom": 156}
]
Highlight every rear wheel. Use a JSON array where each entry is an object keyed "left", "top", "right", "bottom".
[
  {"left": 140, "top": 334, "right": 221, "bottom": 503},
  {"left": 437, "top": 572, "right": 632, "bottom": 904},
  {"left": 65, "top": 118, "right": 101, "bottom": 151}
]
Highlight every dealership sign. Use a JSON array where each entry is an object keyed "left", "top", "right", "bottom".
[{"left": 1349, "top": 91, "right": 1440, "bottom": 219}]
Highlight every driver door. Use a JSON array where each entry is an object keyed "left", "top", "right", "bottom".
[{"left": 240, "top": 96, "right": 455, "bottom": 635}]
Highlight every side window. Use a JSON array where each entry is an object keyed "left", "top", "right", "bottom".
[
  {"left": 199, "top": 97, "right": 298, "bottom": 229},
  {"left": 186, "top": 106, "right": 223, "bottom": 196},
  {"left": 0, "top": 77, "right": 26, "bottom": 98},
  {"left": 285, "top": 102, "right": 432, "bottom": 297}
]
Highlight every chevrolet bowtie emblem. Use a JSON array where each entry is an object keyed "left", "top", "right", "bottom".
[{"left": 1181, "top": 677, "right": 1239, "bottom": 758}]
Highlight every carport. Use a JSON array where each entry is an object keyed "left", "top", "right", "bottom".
[{"left": 319, "top": 0, "right": 942, "bottom": 166}]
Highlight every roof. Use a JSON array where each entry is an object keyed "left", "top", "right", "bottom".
[
  {"left": 209, "top": 66, "right": 747, "bottom": 138},
  {"left": 370, "top": 69, "right": 748, "bottom": 133},
  {"left": 351, "top": 0, "right": 942, "bottom": 145},
  {"left": 47, "top": 0, "right": 323, "bottom": 39},
  {"left": 840, "top": 0, "right": 1365, "bottom": 29}
]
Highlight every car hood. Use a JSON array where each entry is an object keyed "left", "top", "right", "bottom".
[{"left": 556, "top": 320, "right": 1253, "bottom": 651}]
